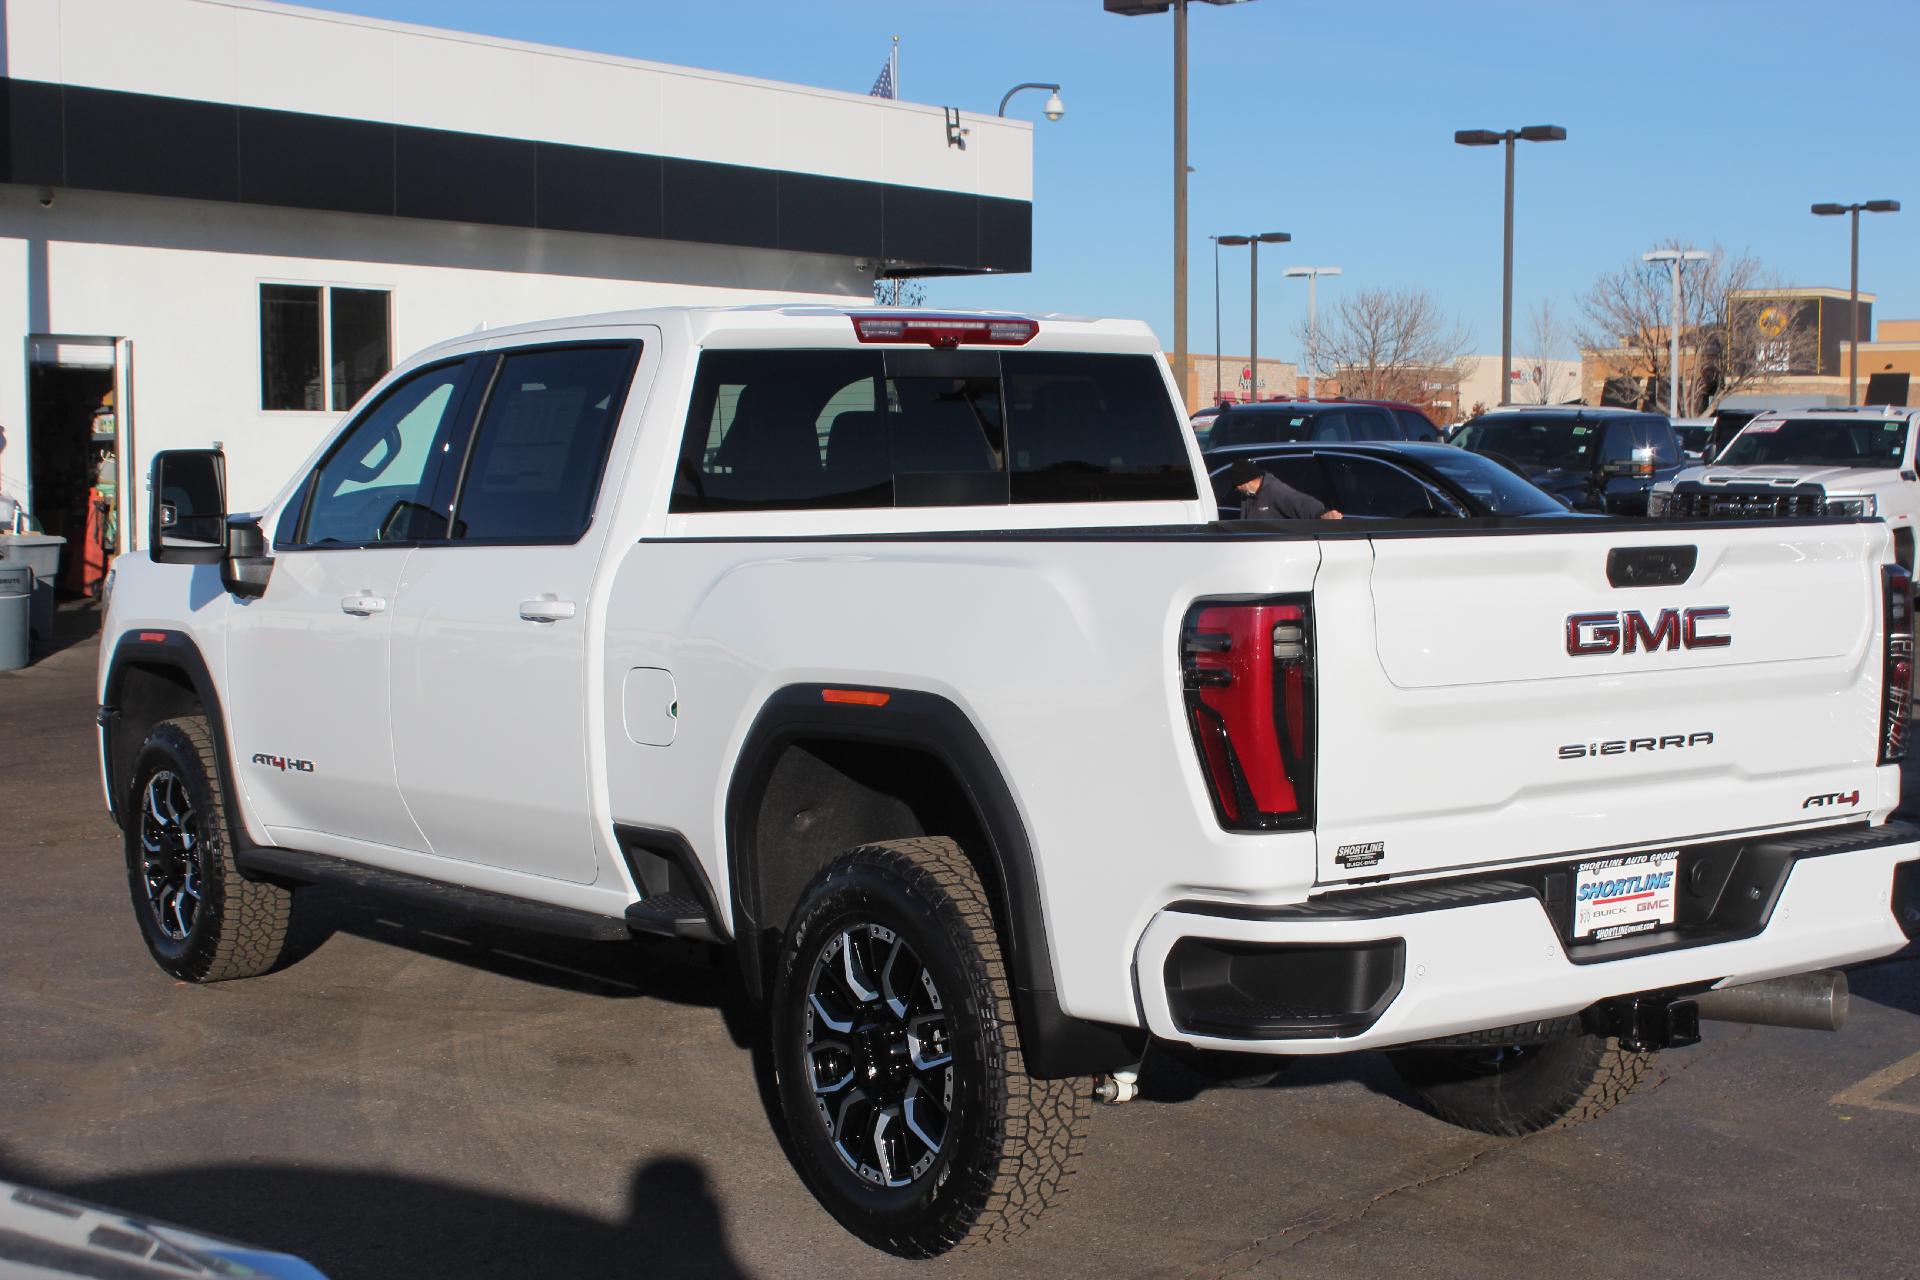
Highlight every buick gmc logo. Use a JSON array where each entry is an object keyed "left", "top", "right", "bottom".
[{"left": 1566, "top": 607, "right": 1731, "bottom": 657}]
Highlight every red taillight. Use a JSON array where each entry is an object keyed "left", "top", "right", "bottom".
[
  {"left": 1882, "top": 564, "right": 1912, "bottom": 765},
  {"left": 849, "top": 313, "right": 1039, "bottom": 348},
  {"left": 1180, "top": 599, "right": 1315, "bottom": 830}
]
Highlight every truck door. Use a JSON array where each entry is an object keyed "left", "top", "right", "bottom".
[
  {"left": 389, "top": 337, "right": 652, "bottom": 884},
  {"left": 226, "top": 357, "right": 481, "bottom": 853}
]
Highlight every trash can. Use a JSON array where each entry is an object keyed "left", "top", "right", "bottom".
[
  {"left": 0, "top": 565, "right": 31, "bottom": 672},
  {"left": 0, "top": 533, "right": 66, "bottom": 645}
]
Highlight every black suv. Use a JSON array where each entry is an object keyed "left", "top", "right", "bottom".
[
  {"left": 1204, "top": 400, "right": 1441, "bottom": 452},
  {"left": 1451, "top": 407, "right": 1682, "bottom": 514}
]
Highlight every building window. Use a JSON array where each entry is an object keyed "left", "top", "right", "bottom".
[{"left": 260, "top": 284, "right": 391, "bottom": 412}]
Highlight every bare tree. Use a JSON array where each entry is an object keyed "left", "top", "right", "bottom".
[
  {"left": 1516, "top": 300, "right": 1577, "bottom": 404},
  {"left": 1577, "top": 242, "right": 1813, "bottom": 414},
  {"left": 1300, "top": 286, "right": 1473, "bottom": 406},
  {"left": 873, "top": 276, "right": 927, "bottom": 307}
]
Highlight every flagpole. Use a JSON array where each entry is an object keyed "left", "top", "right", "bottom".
[{"left": 891, "top": 35, "right": 899, "bottom": 99}]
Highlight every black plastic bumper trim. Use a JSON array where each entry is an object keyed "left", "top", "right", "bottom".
[{"left": 1166, "top": 821, "right": 1920, "bottom": 967}]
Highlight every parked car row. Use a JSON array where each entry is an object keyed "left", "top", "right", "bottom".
[
  {"left": 1198, "top": 402, "right": 1684, "bottom": 521},
  {"left": 1194, "top": 400, "right": 1919, "bottom": 551}
]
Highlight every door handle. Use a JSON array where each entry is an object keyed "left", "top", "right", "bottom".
[
  {"left": 519, "top": 596, "right": 577, "bottom": 623},
  {"left": 340, "top": 593, "right": 387, "bottom": 616}
]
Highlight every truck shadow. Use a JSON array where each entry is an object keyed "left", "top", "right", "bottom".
[
  {"left": 1138, "top": 1043, "right": 1422, "bottom": 1109},
  {"left": 278, "top": 884, "right": 763, "bottom": 1051},
  {"left": 1849, "top": 952, "right": 1919, "bottom": 1017},
  {"left": 0, "top": 1148, "right": 756, "bottom": 1280},
  {"left": 274, "top": 885, "right": 808, "bottom": 1194}
]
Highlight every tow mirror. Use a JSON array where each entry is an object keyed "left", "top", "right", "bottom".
[{"left": 150, "top": 449, "right": 227, "bottom": 564}]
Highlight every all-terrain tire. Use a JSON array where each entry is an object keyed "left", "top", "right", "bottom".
[
  {"left": 771, "top": 836, "right": 1090, "bottom": 1257},
  {"left": 1388, "top": 1032, "right": 1652, "bottom": 1136},
  {"left": 124, "top": 715, "right": 294, "bottom": 982}
]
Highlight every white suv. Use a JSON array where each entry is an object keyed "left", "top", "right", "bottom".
[{"left": 1651, "top": 405, "right": 1920, "bottom": 568}]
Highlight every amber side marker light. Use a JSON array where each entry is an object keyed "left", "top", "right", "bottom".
[{"left": 822, "top": 689, "right": 891, "bottom": 707}]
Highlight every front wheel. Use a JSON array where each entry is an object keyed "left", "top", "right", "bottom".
[
  {"left": 771, "top": 837, "right": 1089, "bottom": 1257},
  {"left": 1388, "top": 1031, "right": 1652, "bottom": 1136},
  {"left": 124, "top": 716, "right": 295, "bottom": 982}
]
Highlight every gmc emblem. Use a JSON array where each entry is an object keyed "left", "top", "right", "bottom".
[{"left": 1566, "top": 607, "right": 1731, "bottom": 657}]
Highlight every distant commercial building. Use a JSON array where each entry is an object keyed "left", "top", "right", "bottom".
[
  {"left": 1180, "top": 354, "right": 1299, "bottom": 409},
  {"left": 1457, "top": 356, "right": 1581, "bottom": 419},
  {"left": 1578, "top": 287, "right": 1913, "bottom": 412},
  {"left": 0, "top": 0, "right": 1034, "bottom": 590}
]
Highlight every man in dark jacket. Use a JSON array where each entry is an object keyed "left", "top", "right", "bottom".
[{"left": 1224, "top": 460, "right": 1344, "bottom": 520}]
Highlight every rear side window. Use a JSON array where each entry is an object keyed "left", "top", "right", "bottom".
[
  {"left": 1210, "top": 455, "right": 1334, "bottom": 513},
  {"left": 1395, "top": 409, "right": 1440, "bottom": 442},
  {"left": 1309, "top": 411, "right": 1352, "bottom": 442},
  {"left": 1599, "top": 421, "right": 1641, "bottom": 466},
  {"left": 1348, "top": 408, "right": 1399, "bottom": 442},
  {"left": 451, "top": 344, "right": 640, "bottom": 542},
  {"left": 1321, "top": 455, "right": 1449, "bottom": 517},
  {"left": 1637, "top": 420, "right": 1681, "bottom": 468},
  {"left": 672, "top": 348, "right": 1195, "bottom": 512}
]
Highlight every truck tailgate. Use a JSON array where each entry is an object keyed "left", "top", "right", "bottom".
[{"left": 1312, "top": 525, "right": 1889, "bottom": 884}]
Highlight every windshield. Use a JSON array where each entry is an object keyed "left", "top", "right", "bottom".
[
  {"left": 1716, "top": 417, "right": 1911, "bottom": 468},
  {"left": 1417, "top": 448, "right": 1567, "bottom": 515},
  {"left": 1453, "top": 418, "right": 1600, "bottom": 471}
]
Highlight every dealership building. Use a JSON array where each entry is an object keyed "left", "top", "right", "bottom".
[{"left": 0, "top": 0, "right": 1034, "bottom": 588}]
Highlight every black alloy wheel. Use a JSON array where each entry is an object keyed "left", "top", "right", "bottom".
[
  {"left": 124, "top": 716, "right": 295, "bottom": 982},
  {"left": 802, "top": 922, "right": 955, "bottom": 1188},
  {"left": 771, "top": 837, "right": 1089, "bottom": 1257},
  {"left": 137, "top": 768, "right": 204, "bottom": 943}
]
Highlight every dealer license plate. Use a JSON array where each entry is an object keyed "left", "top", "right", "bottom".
[{"left": 1572, "top": 850, "right": 1679, "bottom": 942}]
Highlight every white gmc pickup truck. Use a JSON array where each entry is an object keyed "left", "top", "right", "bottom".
[{"left": 98, "top": 306, "right": 1920, "bottom": 1257}]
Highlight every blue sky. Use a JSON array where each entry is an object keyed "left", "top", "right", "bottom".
[{"left": 300, "top": 0, "right": 1919, "bottom": 364}]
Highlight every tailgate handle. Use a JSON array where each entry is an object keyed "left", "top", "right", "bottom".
[{"left": 1608, "top": 545, "right": 1697, "bottom": 588}]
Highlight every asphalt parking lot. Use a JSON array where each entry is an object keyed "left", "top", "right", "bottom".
[{"left": 5, "top": 614, "right": 1917, "bottom": 1280}]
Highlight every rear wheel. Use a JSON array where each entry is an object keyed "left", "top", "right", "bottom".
[
  {"left": 1388, "top": 1031, "right": 1651, "bottom": 1136},
  {"left": 124, "top": 716, "right": 294, "bottom": 982},
  {"left": 771, "top": 837, "right": 1089, "bottom": 1257}
]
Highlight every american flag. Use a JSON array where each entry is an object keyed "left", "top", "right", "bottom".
[{"left": 869, "top": 57, "right": 894, "bottom": 99}]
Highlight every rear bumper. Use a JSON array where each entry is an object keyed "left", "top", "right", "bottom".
[{"left": 1135, "top": 823, "right": 1920, "bottom": 1054}]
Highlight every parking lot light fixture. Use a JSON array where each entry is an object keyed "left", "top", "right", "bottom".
[
  {"left": 1812, "top": 199, "right": 1902, "bottom": 402},
  {"left": 1283, "top": 266, "right": 1341, "bottom": 398},
  {"left": 1642, "top": 249, "right": 1710, "bottom": 416},
  {"left": 1105, "top": 0, "right": 1260, "bottom": 408},
  {"left": 1455, "top": 124, "right": 1567, "bottom": 404},
  {"left": 1217, "top": 232, "right": 1290, "bottom": 403}
]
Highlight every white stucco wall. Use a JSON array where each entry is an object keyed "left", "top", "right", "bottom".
[
  {"left": 0, "top": 186, "right": 870, "bottom": 527},
  {"left": 1, "top": 0, "right": 1032, "bottom": 202}
]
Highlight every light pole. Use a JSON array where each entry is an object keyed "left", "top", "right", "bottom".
[
  {"left": 1218, "top": 232, "right": 1291, "bottom": 402},
  {"left": 1811, "top": 199, "right": 1900, "bottom": 403},
  {"left": 1211, "top": 236, "right": 1223, "bottom": 402},
  {"left": 1642, "top": 249, "right": 1708, "bottom": 416},
  {"left": 1283, "top": 266, "right": 1342, "bottom": 398},
  {"left": 1455, "top": 124, "right": 1567, "bottom": 404},
  {"left": 1105, "top": 0, "right": 1258, "bottom": 407},
  {"left": 997, "top": 83, "right": 1065, "bottom": 119}
]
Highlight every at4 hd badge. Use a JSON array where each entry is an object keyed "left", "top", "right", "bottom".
[
  {"left": 252, "top": 752, "right": 315, "bottom": 773},
  {"left": 1335, "top": 841, "right": 1385, "bottom": 870}
]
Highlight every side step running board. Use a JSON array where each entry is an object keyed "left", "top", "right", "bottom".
[
  {"left": 624, "top": 894, "right": 722, "bottom": 944},
  {"left": 236, "top": 846, "right": 633, "bottom": 943}
]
